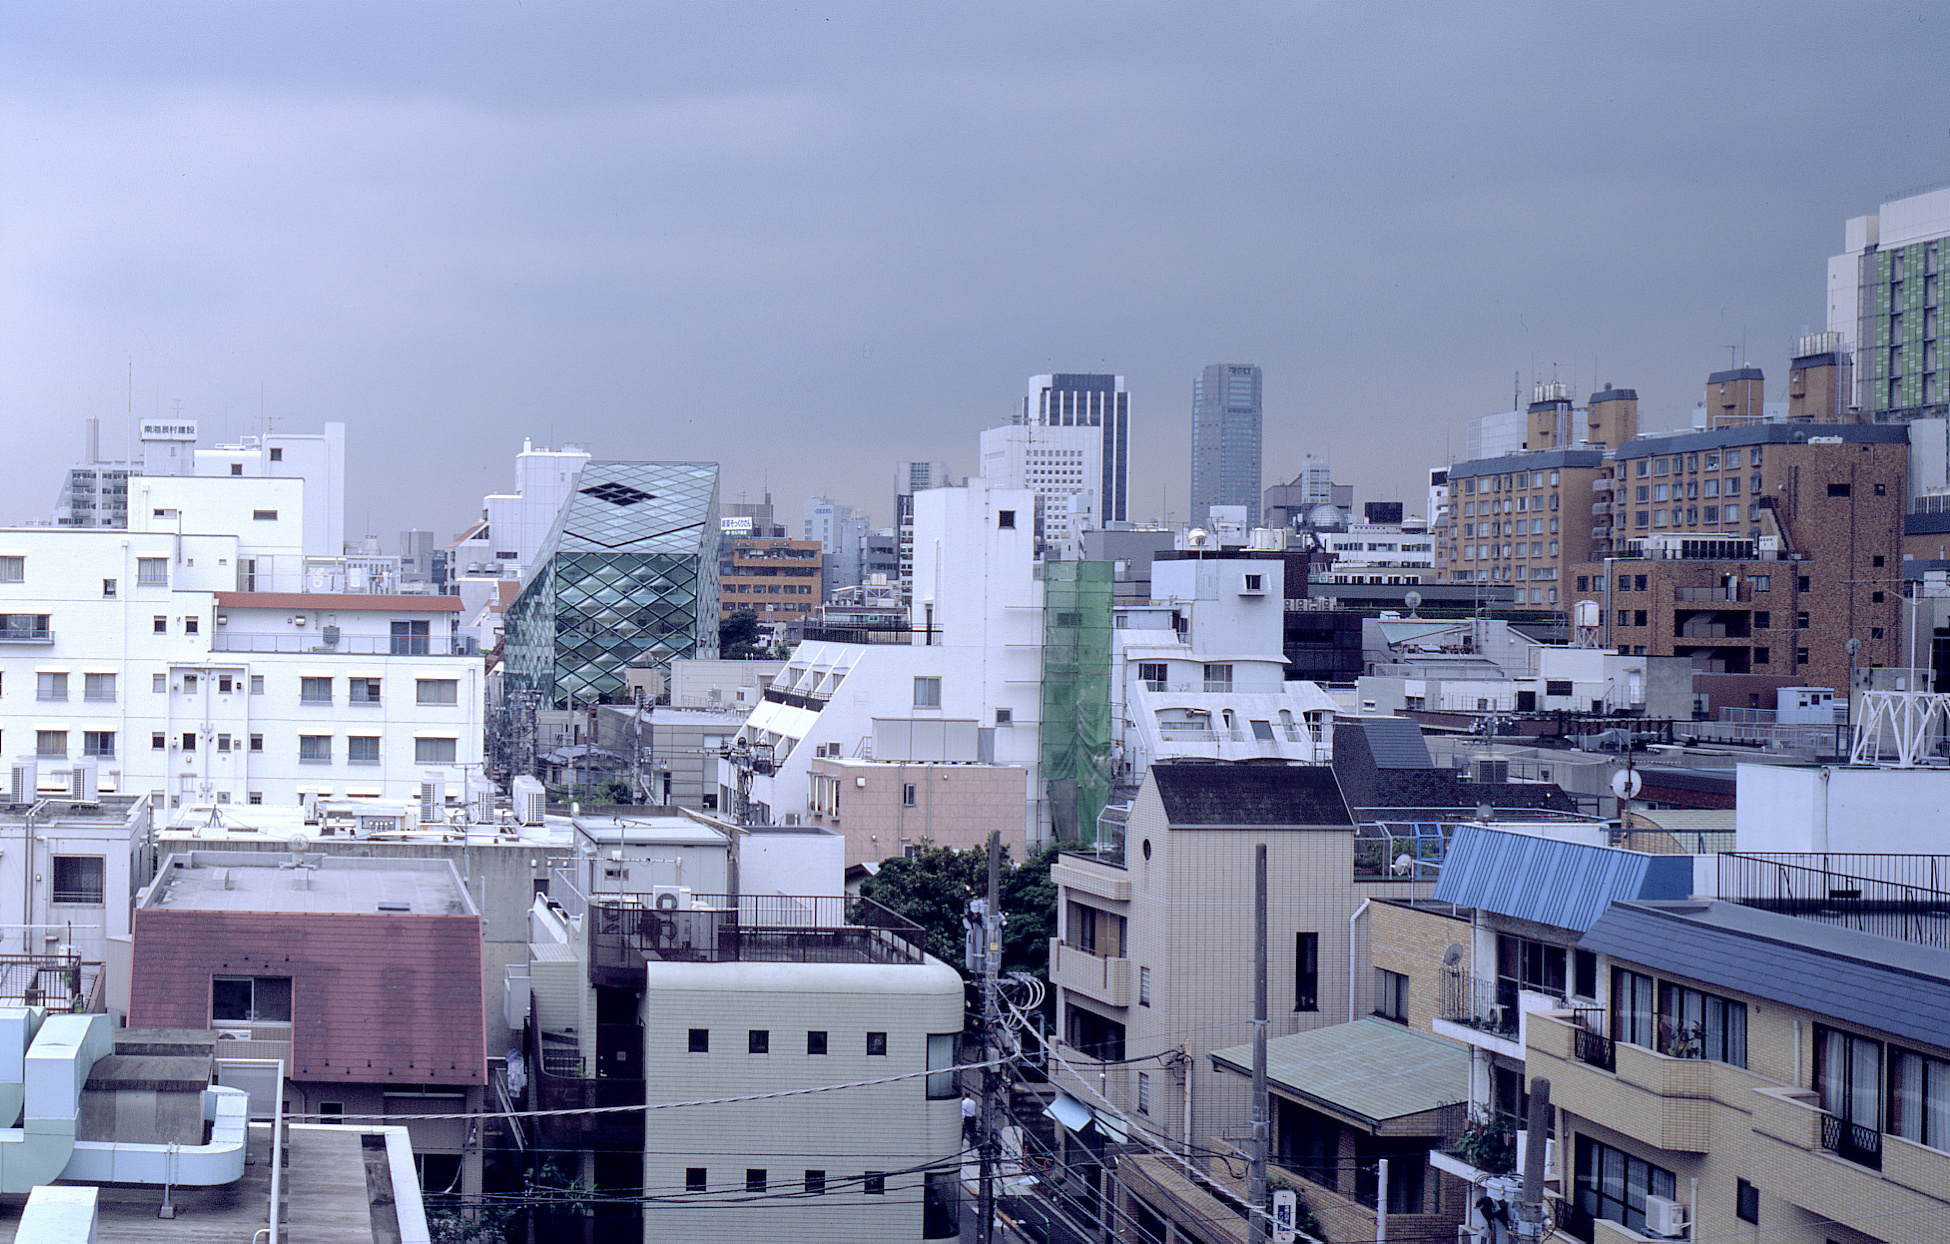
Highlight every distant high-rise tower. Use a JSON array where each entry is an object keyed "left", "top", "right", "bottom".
[
  {"left": 1190, "top": 364, "right": 1262, "bottom": 526},
  {"left": 979, "top": 374, "right": 1128, "bottom": 556}
]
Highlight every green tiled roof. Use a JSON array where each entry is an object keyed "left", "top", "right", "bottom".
[{"left": 1210, "top": 1018, "right": 1466, "bottom": 1128}]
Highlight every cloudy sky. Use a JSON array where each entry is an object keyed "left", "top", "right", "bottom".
[{"left": 2, "top": 2, "right": 1945, "bottom": 542}]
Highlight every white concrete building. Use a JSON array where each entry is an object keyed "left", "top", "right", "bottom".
[
  {"left": 0, "top": 525, "right": 481, "bottom": 810},
  {"left": 979, "top": 374, "right": 1128, "bottom": 558},
  {"left": 0, "top": 795, "right": 151, "bottom": 999},
  {"left": 448, "top": 439, "right": 592, "bottom": 625}
]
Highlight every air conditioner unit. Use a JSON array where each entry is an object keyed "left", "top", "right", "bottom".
[
  {"left": 419, "top": 773, "right": 446, "bottom": 825},
  {"left": 512, "top": 775, "right": 546, "bottom": 827},
  {"left": 651, "top": 885, "right": 694, "bottom": 911},
  {"left": 9, "top": 761, "right": 36, "bottom": 805},
  {"left": 1643, "top": 1194, "right": 1688, "bottom": 1238},
  {"left": 69, "top": 761, "right": 97, "bottom": 800}
]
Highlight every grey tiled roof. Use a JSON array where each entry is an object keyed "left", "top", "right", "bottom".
[
  {"left": 1210, "top": 1018, "right": 1467, "bottom": 1129},
  {"left": 1152, "top": 763, "right": 1353, "bottom": 827},
  {"left": 1579, "top": 901, "right": 1950, "bottom": 1053}
]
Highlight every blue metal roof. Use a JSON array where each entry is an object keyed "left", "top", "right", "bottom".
[{"left": 1430, "top": 824, "right": 1693, "bottom": 932}]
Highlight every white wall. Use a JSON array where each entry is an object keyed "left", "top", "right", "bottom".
[{"left": 1735, "top": 762, "right": 1950, "bottom": 853}]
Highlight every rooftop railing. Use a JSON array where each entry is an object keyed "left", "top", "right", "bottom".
[{"left": 589, "top": 893, "right": 927, "bottom": 984}]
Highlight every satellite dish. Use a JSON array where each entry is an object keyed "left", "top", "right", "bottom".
[
  {"left": 1403, "top": 591, "right": 1422, "bottom": 614},
  {"left": 1611, "top": 768, "right": 1643, "bottom": 800},
  {"left": 1390, "top": 853, "right": 1414, "bottom": 876},
  {"left": 1442, "top": 944, "right": 1464, "bottom": 967},
  {"left": 287, "top": 833, "right": 309, "bottom": 851},
  {"left": 1474, "top": 803, "right": 1494, "bottom": 823},
  {"left": 1187, "top": 527, "right": 1210, "bottom": 550}
]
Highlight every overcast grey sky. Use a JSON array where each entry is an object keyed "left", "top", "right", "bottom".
[{"left": 2, "top": 2, "right": 1945, "bottom": 541}]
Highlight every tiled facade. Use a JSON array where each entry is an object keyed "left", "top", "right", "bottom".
[{"left": 1439, "top": 449, "right": 1605, "bottom": 611}]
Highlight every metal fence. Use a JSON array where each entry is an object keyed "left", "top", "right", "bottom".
[{"left": 1721, "top": 852, "right": 1950, "bottom": 948}]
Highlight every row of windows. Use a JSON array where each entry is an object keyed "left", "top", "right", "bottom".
[
  {"left": 0, "top": 556, "right": 169, "bottom": 586},
  {"left": 1634, "top": 475, "right": 1751, "bottom": 501},
  {"left": 1627, "top": 446, "right": 1762, "bottom": 476},
  {"left": 123, "top": 731, "right": 457, "bottom": 763},
  {"left": 687, "top": 1029, "right": 960, "bottom": 1098},
  {"left": 1464, "top": 517, "right": 1556, "bottom": 537},
  {"left": 1459, "top": 469, "right": 1561, "bottom": 494},
  {"left": 723, "top": 584, "right": 814, "bottom": 595}
]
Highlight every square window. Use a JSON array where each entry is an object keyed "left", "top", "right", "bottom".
[
  {"left": 804, "top": 1170, "right": 826, "bottom": 1195},
  {"left": 688, "top": 1028, "right": 709, "bottom": 1053},
  {"left": 216, "top": 734, "right": 231, "bottom": 753},
  {"left": 184, "top": 616, "right": 198, "bottom": 635},
  {"left": 864, "top": 1172, "right": 886, "bottom": 1195},
  {"left": 685, "top": 1168, "right": 707, "bottom": 1193},
  {"left": 298, "top": 735, "right": 330, "bottom": 763},
  {"left": 746, "top": 1169, "right": 766, "bottom": 1193},
  {"left": 997, "top": 509, "right": 1015, "bottom": 529},
  {"left": 748, "top": 1029, "right": 769, "bottom": 1054},
  {"left": 348, "top": 678, "right": 381, "bottom": 704},
  {"left": 866, "top": 1031, "right": 887, "bottom": 1056},
  {"left": 270, "top": 447, "right": 283, "bottom": 462},
  {"left": 807, "top": 1030, "right": 827, "bottom": 1055},
  {"left": 51, "top": 856, "right": 104, "bottom": 904},
  {"left": 248, "top": 792, "right": 262, "bottom": 805},
  {"left": 0, "top": 556, "right": 20, "bottom": 582},
  {"left": 151, "top": 732, "right": 166, "bottom": 751},
  {"left": 211, "top": 975, "right": 290, "bottom": 1022},
  {"left": 301, "top": 677, "right": 332, "bottom": 704},
  {"left": 348, "top": 736, "right": 380, "bottom": 764},
  {"left": 181, "top": 732, "right": 196, "bottom": 752},
  {"left": 102, "top": 578, "right": 116, "bottom": 598},
  {"left": 250, "top": 734, "right": 263, "bottom": 752},
  {"left": 36, "top": 672, "right": 67, "bottom": 701},
  {"left": 912, "top": 677, "right": 940, "bottom": 708}
]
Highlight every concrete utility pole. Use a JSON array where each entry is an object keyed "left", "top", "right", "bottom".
[
  {"left": 1516, "top": 1077, "right": 1552, "bottom": 1240},
  {"left": 976, "top": 829, "right": 1002, "bottom": 1244},
  {"left": 1248, "top": 843, "right": 1269, "bottom": 1244}
]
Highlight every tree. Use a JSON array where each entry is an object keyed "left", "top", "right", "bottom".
[
  {"left": 857, "top": 840, "right": 1082, "bottom": 983},
  {"left": 718, "top": 608, "right": 767, "bottom": 659}
]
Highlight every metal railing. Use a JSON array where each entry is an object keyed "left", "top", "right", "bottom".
[
  {"left": 212, "top": 633, "right": 472, "bottom": 656},
  {"left": 1574, "top": 1026, "right": 1616, "bottom": 1072},
  {"left": 1721, "top": 853, "right": 1950, "bottom": 948},
  {"left": 1437, "top": 972, "right": 1519, "bottom": 1039},
  {"left": 0, "top": 627, "right": 53, "bottom": 643},
  {"left": 1820, "top": 1113, "right": 1883, "bottom": 1170},
  {"left": 589, "top": 893, "right": 927, "bottom": 982}
]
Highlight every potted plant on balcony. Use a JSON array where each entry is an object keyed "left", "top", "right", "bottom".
[{"left": 1446, "top": 1112, "right": 1517, "bottom": 1175}]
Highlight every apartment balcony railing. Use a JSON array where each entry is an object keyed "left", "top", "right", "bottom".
[
  {"left": 0, "top": 627, "right": 53, "bottom": 644},
  {"left": 212, "top": 633, "right": 471, "bottom": 656},
  {"left": 762, "top": 686, "right": 832, "bottom": 710},
  {"left": 530, "top": 1023, "right": 645, "bottom": 1147},
  {"left": 1573, "top": 1025, "right": 1616, "bottom": 1072},
  {"left": 1437, "top": 973, "right": 1520, "bottom": 1040},
  {"left": 1821, "top": 1113, "right": 1884, "bottom": 1171},
  {"left": 1049, "top": 939, "right": 1133, "bottom": 1007}
]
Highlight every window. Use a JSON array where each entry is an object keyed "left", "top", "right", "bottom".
[
  {"left": 748, "top": 1029, "right": 769, "bottom": 1054},
  {"left": 270, "top": 447, "right": 283, "bottom": 462},
  {"left": 866, "top": 1032, "right": 887, "bottom": 1056},
  {"left": 389, "top": 620, "right": 429, "bottom": 655},
  {"left": 347, "top": 736, "right": 380, "bottom": 765},
  {"left": 685, "top": 1168, "right": 707, "bottom": 1193},
  {"left": 230, "top": 463, "right": 242, "bottom": 476},
  {"left": 298, "top": 735, "right": 331, "bottom": 763},
  {"left": 82, "top": 731, "right": 114, "bottom": 758},
  {"left": 0, "top": 556, "right": 19, "bottom": 582},
  {"left": 153, "top": 673, "right": 166, "bottom": 693},
  {"left": 102, "top": 578, "right": 116, "bottom": 598},
  {"left": 745, "top": 1169, "right": 767, "bottom": 1193},
  {"left": 997, "top": 509, "right": 1015, "bottom": 529},
  {"left": 902, "top": 783, "right": 917, "bottom": 807},
  {"left": 252, "top": 509, "right": 278, "bottom": 521},
  {"left": 300, "top": 677, "right": 332, "bottom": 704},
  {"left": 415, "top": 737, "right": 457, "bottom": 764},
  {"left": 217, "top": 734, "right": 231, "bottom": 752},
  {"left": 806, "top": 1030, "right": 827, "bottom": 1055},
  {"left": 1891, "top": 1048, "right": 1950, "bottom": 1153},
  {"left": 1612, "top": 968, "right": 1656, "bottom": 1048},
  {"left": 912, "top": 676, "right": 940, "bottom": 708},
  {"left": 927, "top": 1033, "right": 957, "bottom": 1098},
  {"left": 1572, "top": 1135, "right": 1676, "bottom": 1236},
  {"left": 416, "top": 679, "right": 458, "bottom": 705},
  {"left": 36, "top": 672, "right": 67, "bottom": 701},
  {"left": 864, "top": 1172, "right": 886, "bottom": 1195},
  {"left": 1736, "top": 1178, "right": 1759, "bottom": 1223},
  {"left": 76, "top": 672, "right": 114, "bottom": 705},
  {"left": 151, "top": 732, "right": 165, "bottom": 751},
  {"left": 250, "top": 675, "right": 264, "bottom": 695},
  {"left": 805, "top": 1170, "right": 826, "bottom": 1195},
  {"left": 348, "top": 678, "right": 381, "bottom": 704},
  {"left": 211, "top": 975, "right": 292, "bottom": 1022},
  {"left": 35, "top": 730, "right": 67, "bottom": 758},
  {"left": 1203, "top": 663, "right": 1233, "bottom": 692},
  {"left": 1374, "top": 968, "right": 1409, "bottom": 1023},
  {"left": 183, "top": 616, "right": 198, "bottom": 635},
  {"left": 51, "top": 857, "right": 104, "bottom": 904},
  {"left": 1294, "top": 932, "right": 1318, "bottom": 1012},
  {"left": 688, "top": 1028, "right": 709, "bottom": 1053},
  {"left": 1140, "top": 965, "right": 1152, "bottom": 1006},
  {"left": 249, "top": 734, "right": 263, "bottom": 752},
  {"left": 1817, "top": 1026, "right": 1884, "bottom": 1148},
  {"left": 217, "top": 675, "right": 233, "bottom": 694},
  {"left": 1657, "top": 982, "right": 1747, "bottom": 1065},
  {"left": 1755, "top": 646, "right": 1771, "bottom": 664},
  {"left": 1137, "top": 1071, "right": 1151, "bottom": 1114},
  {"left": 1137, "top": 662, "right": 1167, "bottom": 691},
  {"left": 1828, "top": 483, "right": 1851, "bottom": 497},
  {"left": 182, "top": 673, "right": 197, "bottom": 692}
]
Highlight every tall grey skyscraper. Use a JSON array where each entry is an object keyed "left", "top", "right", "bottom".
[{"left": 1190, "top": 363, "right": 1263, "bottom": 526}]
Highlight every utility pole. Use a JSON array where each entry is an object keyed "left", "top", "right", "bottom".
[
  {"left": 1248, "top": 843, "right": 1269, "bottom": 1244},
  {"left": 1516, "top": 1077, "right": 1552, "bottom": 1240},
  {"left": 977, "top": 829, "right": 1002, "bottom": 1244}
]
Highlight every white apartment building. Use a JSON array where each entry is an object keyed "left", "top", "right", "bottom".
[
  {"left": 979, "top": 374, "right": 1129, "bottom": 558},
  {"left": 448, "top": 439, "right": 591, "bottom": 610},
  {"left": 1315, "top": 523, "right": 1437, "bottom": 583},
  {"left": 0, "top": 524, "right": 481, "bottom": 810}
]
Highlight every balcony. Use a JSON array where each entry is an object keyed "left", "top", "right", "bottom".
[
  {"left": 588, "top": 893, "right": 925, "bottom": 987},
  {"left": 1821, "top": 1112, "right": 1882, "bottom": 1170},
  {"left": 762, "top": 685, "right": 831, "bottom": 710},
  {"left": 1591, "top": 526, "right": 1612, "bottom": 539},
  {"left": 1433, "top": 973, "right": 1524, "bottom": 1057},
  {"left": 0, "top": 627, "right": 53, "bottom": 644},
  {"left": 530, "top": 1025, "right": 645, "bottom": 1147},
  {"left": 1591, "top": 501, "right": 1612, "bottom": 517},
  {"left": 1526, "top": 1011, "right": 1712, "bottom": 1152},
  {"left": 1049, "top": 938, "right": 1133, "bottom": 1007},
  {"left": 210, "top": 632, "right": 472, "bottom": 656}
]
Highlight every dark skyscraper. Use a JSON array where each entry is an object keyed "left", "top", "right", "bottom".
[{"left": 1190, "top": 363, "right": 1263, "bottom": 526}]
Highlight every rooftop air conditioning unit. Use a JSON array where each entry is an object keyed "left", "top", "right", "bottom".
[
  {"left": 651, "top": 885, "right": 694, "bottom": 911},
  {"left": 513, "top": 775, "right": 546, "bottom": 827},
  {"left": 1643, "top": 1194, "right": 1688, "bottom": 1239},
  {"left": 69, "top": 760, "right": 97, "bottom": 800},
  {"left": 9, "top": 760, "right": 36, "bottom": 805},
  {"left": 1472, "top": 757, "right": 1510, "bottom": 784},
  {"left": 419, "top": 773, "right": 445, "bottom": 826}
]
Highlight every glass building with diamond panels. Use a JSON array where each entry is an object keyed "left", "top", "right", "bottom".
[{"left": 503, "top": 462, "right": 719, "bottom": 708}]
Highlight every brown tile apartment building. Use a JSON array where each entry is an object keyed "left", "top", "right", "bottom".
[
  {"left": 1568, "top": 424, "right": 1909, "bottom": 696},
  {"left": 1441, "top": 448, "right": 1608, "bottom": 611}
]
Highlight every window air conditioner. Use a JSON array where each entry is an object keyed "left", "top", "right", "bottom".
[{"left": 1643, "top": 1194, "right": 1688, "bottom": 1238}]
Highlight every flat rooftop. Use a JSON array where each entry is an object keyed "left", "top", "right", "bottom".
[{"left": 143, "top": 852, "right": 476, "bottom": 917}]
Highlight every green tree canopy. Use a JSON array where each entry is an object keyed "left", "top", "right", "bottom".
[
  {"left": 718, "top": 608, "right": 767, "bottom": 659},
  {"left": 857, "top": 840, "right": 1080, "bottom": 983}
]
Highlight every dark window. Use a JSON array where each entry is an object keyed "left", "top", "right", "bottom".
[
  {"left": 153, "top": 616, "right": 167, "bottom": 634},
  {"left": 1574, "top": 949, "right": 1598, "bottom": 999},
  {"left": 866, "top": 1031, "right": 887, "bottom": 1056},
  {"left": 1798, "top": 575, "right": 1811, "bottom": 592},
  {"left": 1755, "top": 611, "right": 1770, "bottom": 629},
  {"left": 745, "top": 1169, "right": 766, "bottom": 1193},
  {"left": 211, "top": 975, "right": 292, "bottom": 1023},
  {"left": 807, "top": 1030, "right": 827, "bottom": 1055},
  {"left": 1874, "top": 555, "right": 1886, "bottom": 567},
  {"left": 1737, "top": 1178, "right": 1759, "bottom": 1223},
  {"left": 1294, "top": 932, "right": 1318, "bottom": 1011},
  {"left": 1572, "top": 1134, "right": 1676, "bottom": 1236},
  {"left": 51, "top": 857, "right": 105, "bottom": 904},
  {"left": 1657, "top": 982, "right": 1747, "bottom": 1065},
  {"left": 1828, "top": 483, "right": 1851, "bottom": 497},
  {"left": 685, "top": 1168, "right": 706, "bottom": 1193},
  {"left": 230, "top": 463, "right": 242, "bottom": 476},
  {"left": 1816, "top": 1025, "right": 1884, "bottom": 1138},
  {"left": 1373, "top": 969, "right": 1409, "bottom": 1023},
  {"left": 269, "top": 447, "right": 283, "bottom": 462},
  {"left": 997, "top": 509, "right": 1016, "bottom": 529},
  {"left": 1612, "top": 968, "right": 1656, "bottom": 1047},
  {"left": 748, "top": 1029, "right": 769, "bottom": 1054},
  {"left": 1755, "top": 647, "right": 1770, "bottom": 664},
  {"left": 1635, "top": 575, "right": 1647, "bottom": 591},
  {"left": 688, "top": 1028, "right": 709, "bottom": 1053},
  {"left": 1634, "top": 610, "right": 1646, "bottom": 627},
  {"left": 864, "top": 1172, "right": 886, "bottom": 1195},
  {"left": 805, "top": 1170, "right": 826, "bottom": 1195},
  {"left": 1576, "top": 576, "right": 1588, "bottom": 592}
]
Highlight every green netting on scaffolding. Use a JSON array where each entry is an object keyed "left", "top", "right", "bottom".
[{"left": 1040, "top": 560, "right": 1114, "bottom": 844}]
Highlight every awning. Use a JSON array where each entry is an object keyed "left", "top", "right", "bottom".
[
  {"left": 1042, "top": 1092, "right": 1128, "bottom": 1141},
  {"left": 1210, "top": 1017, "right": 1466, "bottom": 1136}
]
